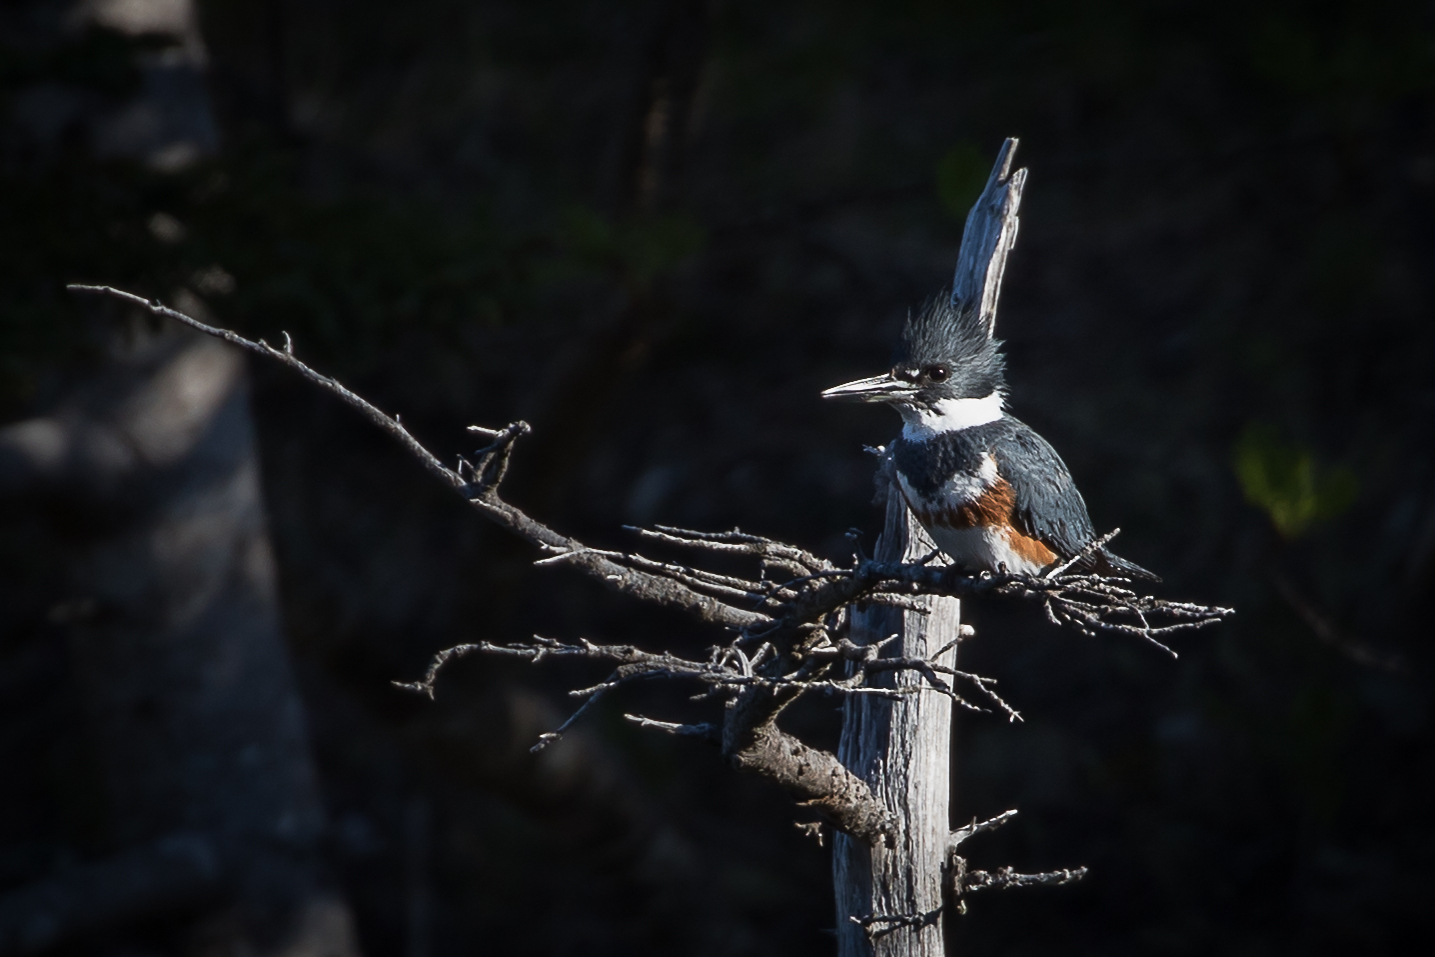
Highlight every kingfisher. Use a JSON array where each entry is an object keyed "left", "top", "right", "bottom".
[{"left": 822, "top": 295, "right": 1158, "bottom": 580}]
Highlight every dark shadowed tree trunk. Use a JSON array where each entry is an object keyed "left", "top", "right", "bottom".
[{"left": 0, "top": 320, "right": 358, "bottom": 957}]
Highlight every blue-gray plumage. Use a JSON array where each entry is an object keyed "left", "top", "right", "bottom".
[{"left": 823, "top": 296, "right": 1158, "bottom": 581}]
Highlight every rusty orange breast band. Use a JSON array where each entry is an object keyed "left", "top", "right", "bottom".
[{"left": 907, "top": 478, "right": 1060, "bottom": 568}]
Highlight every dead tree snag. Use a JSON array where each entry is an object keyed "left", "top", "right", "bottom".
[{"left": 66, "top": 139, "right": 1230, "bottom": 954}]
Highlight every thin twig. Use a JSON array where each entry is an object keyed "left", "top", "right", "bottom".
[
  {"left": 959, "top": 865, "right": 1088, "bottom": 894},
  {"left": 1271, "top": 571, "right": 1405, "bottom": 672},
  {"left": 849, "top": 909, "right": 942, "bottom": 942},
  {"left": 1044, "top": 528, "right": 1121, "bottom": 579},
  {"left": 950, "top": 809, "right": 1019, "bottom": 849},
  {"left": 622, "top": 714, "right": 719, "bottom": 740}
]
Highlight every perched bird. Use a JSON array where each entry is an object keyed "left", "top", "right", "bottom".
[{"left": 822, "top": 296, "right": 1158, "bottom": 580}]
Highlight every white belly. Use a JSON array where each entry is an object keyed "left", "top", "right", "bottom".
[
  {"left": 923, "top": 523, "right": 1050, "bottom": 576},
  {"left": 895, "top": 449, "right": 1052, "bottom": 575}
]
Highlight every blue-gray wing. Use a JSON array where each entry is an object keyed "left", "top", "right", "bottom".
[
  {"left": 991, "top": 417, "right": 1161, "bottom": 580},
  {"left": 989, "top": 417, "right": 1096, "bottom": 560}
]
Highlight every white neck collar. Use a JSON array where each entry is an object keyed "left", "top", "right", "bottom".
[{"left": 899, "top": 391, "right": 1005, "bottom": 441}]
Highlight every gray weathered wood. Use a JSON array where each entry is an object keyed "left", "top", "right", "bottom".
[
  {"left": 832, "top": 138, "right": 1026, "bottom": 957},
  {"left": 952, "top": 137, "right": 1027, "bottom": 335},
  {"left": 833, "top": 499, "right": 960, "bottom": 956}
]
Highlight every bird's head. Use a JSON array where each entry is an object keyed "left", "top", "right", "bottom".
[{"left": 822, "top": 295, "right": 1007, "bottom": 434}]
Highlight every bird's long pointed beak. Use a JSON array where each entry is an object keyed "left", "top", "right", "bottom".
[{"left": 820, "top": 372, "right": 914, "bottom": 403}]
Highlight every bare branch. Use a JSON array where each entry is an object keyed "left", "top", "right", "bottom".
[
  {"left": 66, "top": 285, "right": 767, "bottom": 633},
  {"left": 623, "top": 714, "right": 719, "bottom": 741},
  {"left": 950, "top": 809, "right": 1019, "bottom": 849},
  {"left": 959, "top": 865, "right": 1088, "bottom": 895},
  {"left": 1044, "top": 528, "right": 1122, "bottom": 580},
  {"left": 67, "top": 285, "right": 463, "bottom": 491},
  {"left": 68, "top": 286, "right": 1232, "bottom": 654},
  {"left": 390, "top": 643, "right": 487, "bottom": 700},
  {"left": 849, "top": 909, "right": 941, "bottom": 943},
  {"left": 1272, "top": 571, "right": 1405, "bottom": 672},
  {"left": 530, "top": 686, "right": 612, "bottom": 753},
  {"left": 71, "top": 283, "right": 1232, "bottom": 857},
  {"left": 627, "top": 524, "right": 833, "bottom": 575},
  {"left": 729, "top": 722, "right": 894, "bottom": 847}
]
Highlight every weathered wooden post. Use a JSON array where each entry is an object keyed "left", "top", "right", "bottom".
[{"left": 832, "top": 138, "right": 1027, "bottom": 957}]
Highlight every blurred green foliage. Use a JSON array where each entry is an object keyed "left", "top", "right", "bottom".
[
  {"left": 935, "top": 142, "right": 988, "bottom": 220},
  {"left": 558, "top": 207, "right": 705, "bottom": 290},
  {"left": 1250, "top": 12, "right": 1435, "bottom": 98},
  {"left": 1234, "top": 424, "right": 1358, "bottom": 539}
]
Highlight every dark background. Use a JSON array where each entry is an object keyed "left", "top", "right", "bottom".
[{"left": 3, "top": 1, "right": 1433, "bottom": 954}]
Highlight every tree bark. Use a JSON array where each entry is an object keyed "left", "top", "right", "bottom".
[
  {"left": 833, "top": 494, "right": 960, "bottom": 957},
  {"left": 832, "top": 137, "right": 1026, "bottom": 957}
]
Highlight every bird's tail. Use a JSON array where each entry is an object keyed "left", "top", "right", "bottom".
[{"left": 1092, "top": 549, "right": 1162, "bottom": 582}]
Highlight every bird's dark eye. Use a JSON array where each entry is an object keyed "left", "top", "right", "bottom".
[{"left": 926, "top": 365, "right": 949, "bottom": 382}]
